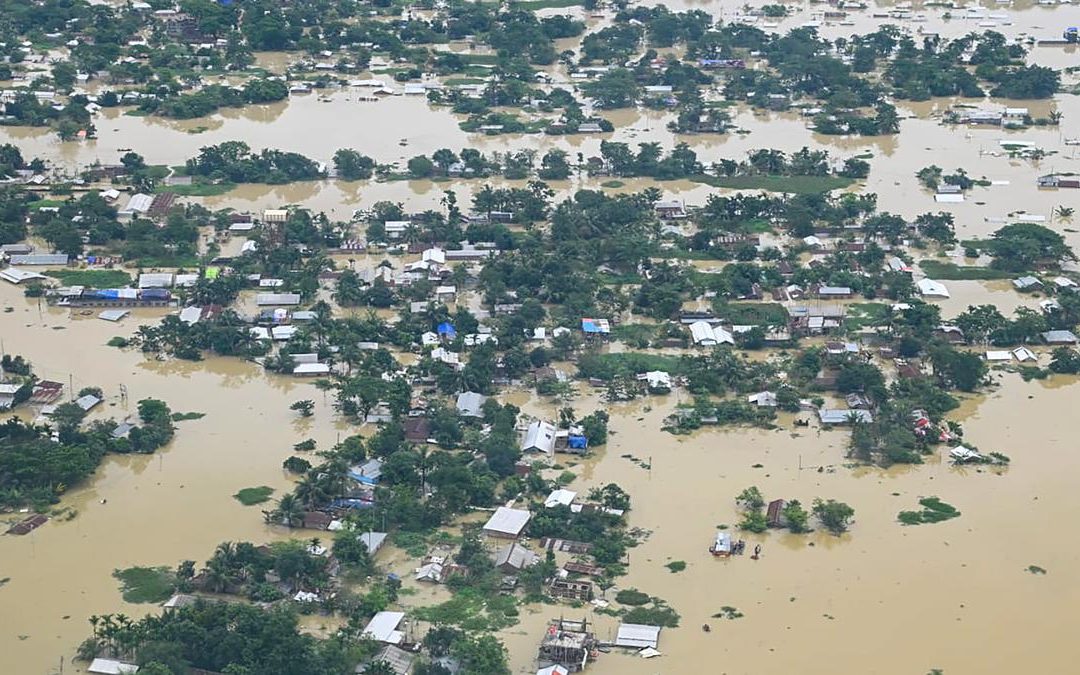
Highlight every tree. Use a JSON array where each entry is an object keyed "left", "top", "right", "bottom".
[
  {"left": 929, "top": 347, "right": 987, "bottom": 392},
  {"left": 812, "top": 498, "right": 854, "bottom": 534},
  {"left": 581, "top": 69, "right": 640, "bottom": 109},
  {"left": 451, "top": 634, "right": 510, "bottom": 675},
  {"left": 580, "top": 410, "right": 609, "bottom": 445},
  {"left": 290, "top": 400, "right": 314, "bottom": 417},
  {"left": 407, "top": 155, "right": 435, "bottom": 178},
  {"left": 333, "top": 149, "right": 375, "bottom": 180},
  {"left": 783, "top": 500, "right": 810, "bottom": 533},
  {"left": 1049, "top": 347, "right": 1080, "bottom": 374},
  {"left": 363, "top": 661, "right": 396, "bottom": 675},
  {"left": 987, "top": 222, "right": 1075, "bottom": 272},
  {"left": 736, "top": 486, "right": 765, "bottom": 510}
]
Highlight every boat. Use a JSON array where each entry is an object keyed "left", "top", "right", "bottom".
[{"left": 709, "top": 531, "right": 732, "bottom": 556}]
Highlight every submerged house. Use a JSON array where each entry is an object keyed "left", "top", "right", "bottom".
[{"left": 482, "top": 506, "right": 531, "bottom": 539}]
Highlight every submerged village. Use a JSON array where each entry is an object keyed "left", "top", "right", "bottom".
[{"left": 2, "top": 1, "right": 1080, "bottom": 674}]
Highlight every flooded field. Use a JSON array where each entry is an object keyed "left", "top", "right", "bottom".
[{"left": 3, "top": 1, "right": 1080, "bottom": 673}]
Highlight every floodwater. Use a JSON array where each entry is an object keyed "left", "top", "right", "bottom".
[{"left": 2, "top": 2, "right": 1080, "bottom": 673}]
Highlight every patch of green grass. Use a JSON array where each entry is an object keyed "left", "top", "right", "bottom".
[
  {"left": 46, "top": 269, "right": 132, "bottom": 287},
  {"left": 844, "top": 302, "right": 891, "bottom": 330},
  {"left": 443, "top": 77, "right": 487, "bottom": 86},
  {"left": 919, "top": 260, "right": 1012, "bottom": 281},
  {"left": 898, "top": 497, "right": 961, "bottom": 525},
  {"left": 601, "top": 180, "right": 625, "bottom": 188},
  {"left": 171, "top": 412, "right": 205, "bottom": 421},
  {"left": 107, "top": 337, "right": 131, "bottom": 348},
  {"left": 1027, "top": 565, "right": 1047, "bottom": 575},
  {"left": 712, "top": 301, "right": 790, "bottom": 326},
  {"left": 413, "top": 587, "right": 519, "bottom": 631},
  {"left": 234, "top": 486, "right": 274, "bottom": 506},
  {"left": 158, "top": 181, "right": 236, "bottom": 197},
  {"left": 692, "top": 174, "right": 855, "bottom": 195},
  {"left": 665, "top": 560, "right": 687, "bottom": 573},
  {"left": 123, "top": 109, "right": 150, "bottom": 117},
  {"left": 612, "top": 323, "right": 658, "bottom": 346},
  {"left": 28, "top": 199, "right": 69, "bottom": 210},
  {"left": 623, "top": 599, "right": 680, "bottom": 627},
  {"left": 391, "top": 530, "right": 433, "bottom": 558},
  {"left": 113, "top": 566, "right": 176, "bottom": 604},
  {"left": 615, "top": 588, "right": 651, "bottom": 606}
]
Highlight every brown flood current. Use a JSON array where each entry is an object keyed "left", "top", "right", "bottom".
[{"left": 3, "top": 3, "right": 1080, "bottom": 672}]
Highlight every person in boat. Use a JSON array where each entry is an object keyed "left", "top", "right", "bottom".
[{"left": 702, "top": 624, "right": 711, "bottom": 632}]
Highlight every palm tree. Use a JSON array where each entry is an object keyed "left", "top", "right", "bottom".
[
  {"left": 274, "top": 493, "right": 305, "bottom": 527},
  {"left": 1054, "top": 205, "right": 1075, "bottom": 223}
]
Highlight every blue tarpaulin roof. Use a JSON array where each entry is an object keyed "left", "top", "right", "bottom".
[
  {"left": 437, "top": 322, "right": 456, "bottom": 337},
  {"left": 568, "top": 435, "right": 588, "bottom": 449}
]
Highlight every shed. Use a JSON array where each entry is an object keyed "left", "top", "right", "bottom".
[
  {"left": 1012, "top": 276, "right": 1042, "bottom": 291},
  {"left": 581, "top": 317, "right": 610, "bottom": 335},
  {"left": 456, "top": 391, "right": 486, "bottom": 418},
  {"left": 1012, "top": 346, "right": 1037, "bottom": 362},
  {"left": 483, "top": 506, "right": 531, "bottom": 539},
  {"left": 75, "top": 394, "right": 102, "bottom": 411},
  {"left": 985, "top": 350, "right": 1012, "bottom": 362},
  {"left": 138, "top": 272, "right": 174, "bottom": 289},
  {"left": 615, "top": 624, "right": 661, "bottom": 650},
  {"left": 349, "top": 458, "right": 383, "bottom": 485},
  {"left": 256, "top": 293, "right": 301, "bottom": 306},
  {"left": 538, "top": 666, "right": 570, "bottom": 675},
  {"left": 9, "top": 253, "right": 68, "bottom": 266},
  {"left": 747, "top": 391, "right": 777, "bottom": 407},
  {"left": 522, "top": 419, "right": 557, "bottom": 454},
  {"left": 362, "top": 611, "right": 406, "bottom": 644}
]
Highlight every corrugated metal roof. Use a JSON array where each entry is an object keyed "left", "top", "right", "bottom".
[
  {"left": 483, "top": 506, "right": 531, "bottom": 537},
  {"left": 362, "top": 611, "right": 405, "bottom": 644},
  {"left": 9, "top": 253, "right": 68, "bottom": 265},
  {"left": 615, "top": 623, "right": 661, "bottom": 649}
]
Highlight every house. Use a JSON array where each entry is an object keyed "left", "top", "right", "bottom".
[
  {"left": 886, "top": 257, "right": 912, "bottom": 273},
  {"left": 818, "top": 408, "right": 873, "bottom": 425},
  {"left": 1042, "top": 330, "right": 1078, "bottom": 345},
  {"left": 0, "top": 267, "right": 47, "bottom": 284},
  {"left": 522, "top": 419, "right": 557, "bottom": 454},
  {"left": 482, "top": 506, "right": 531, "bottom": 539},
  {"left": 403, "top": 417, "right": 431, "bottom": 443},
  {"left": 363, "top": 645, "right": 415, "bottom": 675},
  {"left": 1053, "top": 276, "right": 1077, "bottom": 291},
  {"left": 916, "top": 278, "right": 950, "bottom": 298},
  {"left": 815, "top": 285, "right": 853, "bottom": 299},
  {"left": 985, "top": 350, "right": 1012, "bottom": 362},
  {"left": 493, "top": 542, "right": 540, "bottom": 573},
  {"left": 362, "top": 611, "right": 406, "bottom": 645},
  {"left": 549, "top": 578, "right": 593, "bottom": 602},
  {"left": 348, "top": 458, "right": 383, "bottom": 485},
  {"left": 538, "top": 619, "right": 594, "bottom": 673},
  {"left": 544, "top": 489, "right": 577, "bottom": 509},
  {"left": 653, "top": 200, "right": 686, "bottom": 220},
  {"left": 747, "top": 391, "right": 778, "bottom": 407},
  {"left": 359, "top": 531, "right": 388, "bottom": 555},
  {"left": 638, "top": 371, "right": 671, "bottom": 393},
  {"left": 933, "top": 326, "right": 966, "bottom": 344},
  {"left": 263, "top": 209, "right": 288, "bottom": 223},
  {"left": 88, "top": 659, "right": 139, "bottom": 674},
  {"left": 456, "top": 391, "right": 485, "bottom": 418},
  {"left": 615, "top": 623, "right": 661, "bottom": 650},
  {"left": 689, "top": 321, "right": 734, "bottom": 346},
  {"left": 1012, "top": 346, "right": 1037, "bottom": 362},
  {"left": 1012, "top": 276, "right": 1042, "bottom": 291},
  {"left": 415, "top": 561, "right": 446, "bottom": 583},
  {"left": 75, "top": 393, "right": 102, "bottom": 411}
]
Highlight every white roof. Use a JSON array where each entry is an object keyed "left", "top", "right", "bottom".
[
  {"left": 0, "top": 267, "right": 46, "bottom": 284},
  {"left": 523, "top": 419, "right": 557, "bottom": 453},
  {"left": 122, "top": 192, "right": 152, "bottom": 213},
  {"left": 483, "top": 506, "right": 531, "bottom": 537},
  {"left": 362, "top": 611, "right": 406, "bottom": 644},
  {"left": 9, "top": 253, "right": 68, "bottom": 265},
  {"left": 98, "top": 309, "right": 130, "bottom": 322},
  {"left": 250, "top": 326, "right": 271, "bottom": 340},
  {"left": 917, "top": 278, "right": 950, "bottom": 298},
  {"left": 950, "top": 445, "right": 981, "bottom": 460},
  {"left": 934, "top": 193, "right": 964, "bottom": 203},
  {"left": 178, "top": 306, "right": 202, "bottom": 324},
  {"left": 256, "top": 293, "right": 301, "bottom": 306},
  {"left": 272, "top": 325, "right": 298, "bottom": 340},
  {"left": 689, "top": 321, "right": 734, "bottom": 346},
  {"left": 422, "top": 247, "right": 446, "bottom": 264},
  {"left": 174, "top": 273, "right": 198, "bottom": 287},
  {"left": 544, "top": 489, "right": 577, "bottom": 508},
  {"left": 359, "top": 531, "right": 387, "bottom": 554},
  {"left": 139, "top": 272, "right": 174, "bottom": 288},
  {"left": 616, "top": 623, "right": 661, "bottom": 649},
  {"left": 293, "top": 363, "right": 331, "bottom": 375},
  {"left": 985, "top": 350, "right": 1012, "bottom": 362},
  {"left": 88, "top": 659, "right": 139, "bottom": 675},
  {"left": 1012, "top": 346, "right": 1037, "bottom": 362},
  {"left": 538, "top": 666, "right": 570, "bottom": 675}
]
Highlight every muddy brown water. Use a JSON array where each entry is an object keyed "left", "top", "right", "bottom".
[{"left": 3, "top": 3, "right": 1080, "bottom": 672}]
